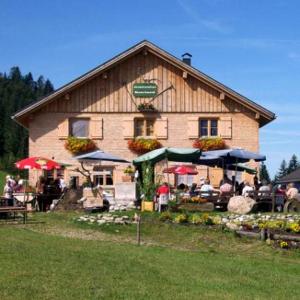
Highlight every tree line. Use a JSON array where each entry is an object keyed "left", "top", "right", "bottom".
[
  {"left": 259, "top": 154, "right": 300, "bottom": 184},
  {"left": 0, "top": 66, "right": 54, "bottom": 171}
]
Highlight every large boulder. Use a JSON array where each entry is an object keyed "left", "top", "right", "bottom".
[{"left": 227, "top": 196, "right": 256, "bottom": 214}]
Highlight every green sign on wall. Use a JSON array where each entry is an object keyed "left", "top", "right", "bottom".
[{"left": 133, "top": 83, "right": 157, "bottom": 98}]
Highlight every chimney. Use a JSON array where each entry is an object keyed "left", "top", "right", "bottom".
[{"left": 182, "top": 52, "right": 192, "bottom": 65}]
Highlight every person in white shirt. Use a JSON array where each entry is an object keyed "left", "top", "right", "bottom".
[
  {"left": 200, "top": 179, "right": 214, "bottom": 197},
  {"left": 242, "top": 181, "right": 254, "bottom": 197}
]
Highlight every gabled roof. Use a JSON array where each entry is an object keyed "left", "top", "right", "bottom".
[
  {"left": 12, "top": 40, "right": 276, "bottom": 127},
  {"left": 277, "top": 168, "right": 300, "bottom": 183}
]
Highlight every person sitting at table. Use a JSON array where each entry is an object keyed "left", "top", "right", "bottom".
[
  {"left": 200, "top": 179, "right": 214, "bottom": 197},
  {"left": 3, "top": 179, "right": 14, "bottom": 206},
  {"left": 286, "top": 183, "right": 300, "bottom": 200},
  {"left": 242, "top": 181, "right": 254, "bottom": 197},
  {"left": 219, "top": 179, "right": 233, "bottom": 195},
  {"left": 258, "top": 180, "right": 271, "bottom": 195},
  {"left": 189, "top": 183, "right": 198, "bottom": 197}
]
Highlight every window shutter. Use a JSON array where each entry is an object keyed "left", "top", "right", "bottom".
[
  {"left": 58, "top": 118, "right": 69, "bottom": 139},
  {"left": 90, "top": 116, "right": 103, "bottom": 139},
  {"left": 122, "top": 117, "right": 134, "bottom": 139},
  {"left": 187, "top": 117, "right": 199, "bottom": 139},
  {"left": 219, "top": 117, "right": 232, "bottom": 138},
  {"left": 155, "top": 117, "right": 168, "bottom": 139}
]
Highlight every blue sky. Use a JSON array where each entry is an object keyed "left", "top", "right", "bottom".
[{"left": 1, "top": 0, "right": 300, "bottom": 177}]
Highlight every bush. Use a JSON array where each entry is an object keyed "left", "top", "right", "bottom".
[
  {"left": 159, "top": 211, "right": 173, "bottom": 222},
  {"left": 174, "top": 213, "right": 189, "bottom": 224},
  {"left": 189, "top": 214, "right": 202, "bottom": 225}
]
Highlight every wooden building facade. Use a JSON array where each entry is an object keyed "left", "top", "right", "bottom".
[{"left": 13, "top": 40, "right": 275, "bottom": 187}]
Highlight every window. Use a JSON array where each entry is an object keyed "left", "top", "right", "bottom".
[
  {"left": 70, "top": 118, "right": 89, "bottom": 138},
  {"left": 199, "top": 119, "right": 218, "bottom": 137},
  {"left": 134, "top": 118, "right": 155, "bottom": 137},
  {"left": 93, "top": 167, "right": 114, "bottom": 186}
]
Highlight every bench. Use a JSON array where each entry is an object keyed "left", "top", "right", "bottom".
[
  {"left": 197, "top": 191, "right": 233, "bottom": 210},
  {"left": 0, "top": 206, "right": 28, "bottom": 224},
  {"left": 247, "top": 191, "right": 275, "bottom": 212}
]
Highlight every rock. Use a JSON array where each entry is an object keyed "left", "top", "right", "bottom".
[
  {"left": 227, "top": 196, "right": 256, "bottom": 214},
  {"left": 97, "top": 220, "right": 106, "bottom": 225},
  {"left": 226, "top": 222, "right": 239, "bottom": 231}
]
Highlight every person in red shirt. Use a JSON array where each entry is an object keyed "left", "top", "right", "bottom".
[
  {"left": 156, "top": 182, "right": 170, "bottom": 212},
  {"left": 157, "top": 182, "right": 170, "bottom": 195}
]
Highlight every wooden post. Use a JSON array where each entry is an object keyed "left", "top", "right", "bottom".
[
  {"left": 260, "top": 228, "right": 266, "bottom": 241},
  {"left": 271, "top": 192, "right": 275, "bottom": 213},
  {"left": 136, "top": 214, "right": 141, "bottom": 246}
]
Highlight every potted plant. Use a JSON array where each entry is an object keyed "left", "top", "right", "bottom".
[
  {"left": 138, "top": 161, "right": 157, "bottom": 212},
  {"left": 122, "top": 165, "right": 135, "bottom": 182},
  {"left": 137, "top": 102, "right": 157, "bottom": 112}
]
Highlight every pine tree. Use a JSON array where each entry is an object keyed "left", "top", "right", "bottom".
[
  {"left": 274, "top": 159, "right": 288, "bottom": 182},
  {"left": 259, "top": 162, "right": 270, "bottom": 183},
  {"left": 287, "top": 154, "right": 299, "bottom": 174},
  {"left": 0, "top": 67, "right": 54, "bottom": 171}
]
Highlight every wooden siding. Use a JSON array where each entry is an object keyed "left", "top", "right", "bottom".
[{"left": 43, "top": 52, "right": 249, "bottom": 115}]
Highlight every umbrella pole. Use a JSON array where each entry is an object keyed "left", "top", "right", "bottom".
[
  {"left": 234, "top": 158, "right": 238, "bottom": 194},
  {"left": 166, "top": 158, "right": 170, "bottom": 199}
]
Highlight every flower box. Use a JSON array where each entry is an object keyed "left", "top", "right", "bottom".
[
  {"left": 128, "top": 138, "right": 162, "bottom": 154},
  {"left": 193, "top": 137, "right": 226, "bottom": 151},
  {"left": 65, "top": 137, "right": 96, "bottom": 155}
]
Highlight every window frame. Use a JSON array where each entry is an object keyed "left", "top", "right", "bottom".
[
  {"left": 199, "top": 118, "right": 218, "bottom": 138},
  {"left": 134, "top": 118, "right": 156, "bottom": 138},
  {"left": 69, "top": 118, "right": 90, "bottom": 138},
  {"left": 92, "top": 167, "right": 114, "bottom": 187}
]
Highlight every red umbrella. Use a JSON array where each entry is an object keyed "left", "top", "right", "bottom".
[
  {"left": 163, "top": 165, "right": 198, "bottom": 175},
  {"left": 15, "top": 157, "right": 61, "bottom": 170}
]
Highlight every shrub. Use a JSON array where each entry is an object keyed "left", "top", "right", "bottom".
[
  {"left": 128, "top": 138, "right": 162, "bottom": 154},
  {"left": 287, "top": 223, "right": 300, "bottom": 233},
  {"left": 137, "top": 161, "right": 157, "bottom": 202},
  {"left": 189, "top": 214, "right": 202, "bottom": 225},
  {"left": 159, "top": 211, "right": 173, "bottom": 222},
  {"left": 174, "top": 213, "right": 188, "bottom": 224},
  {"left": 193, "top": 137, "right": 226, "bottom": 151},
  {"left": 65, "top": 137, "right": 96, "bottom": 155}
]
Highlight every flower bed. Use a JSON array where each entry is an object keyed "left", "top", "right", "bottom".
[
  {"left": 65, "top": 136, "right": 96, "bottom": 155},
  {"left": 158, "top": 212, "right": 300, "bottom": 249},
  {"left": 128, "top": 138, "right": 162, "bottom": 154},
  {"left": 193, "top": 137, "right": 226, "bottom": 151},
  {"left": 76, "top": 213, "right": 134, "bottom": 225}
]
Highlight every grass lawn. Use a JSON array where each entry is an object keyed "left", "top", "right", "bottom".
[{"left": 0, "top": 212, "right": 299, "bottom": 300}]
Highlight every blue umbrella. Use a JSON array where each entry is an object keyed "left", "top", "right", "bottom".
[
  {"left": 201, "top": 148, "right": 266, "bottom": 164},
  {"left": 73, "top": 150, "right": 129, "bottom": 163}
]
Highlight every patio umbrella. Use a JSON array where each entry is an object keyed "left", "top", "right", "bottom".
[
  {"left": 163, "top": 165, "right": 198, "bottom": 175},
  {"left": 15, "top": 157, "right": 61, "bottom": 170},
  {"left": 73, "top": 150, "right": 129, "bottom": 163},
  {"left": 198, "top": 149, "right": 264, "bottom": 189},
  {"left": 201, "top": 148, "right": 266, "bottom": 164}
]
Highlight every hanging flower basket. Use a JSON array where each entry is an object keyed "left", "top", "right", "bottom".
[
  {"left": 193, "top": 137, "right": 226, "bottom": 151},
  {"left": 137, "top": 103, "right": 157, "bottom": 112},
  {"left": 128, "top": 138, "right": 162, "bottom": 154},
  {"left": 65, "top": 137, "right": 97, "bottom": 155}
]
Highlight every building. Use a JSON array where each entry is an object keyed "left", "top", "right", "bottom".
[
  {"left": 12, "top": 40, "right": 275, "bottom": 188},
  {"left": 277, "top": 168, "right": 300, "bottom": 190}
]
